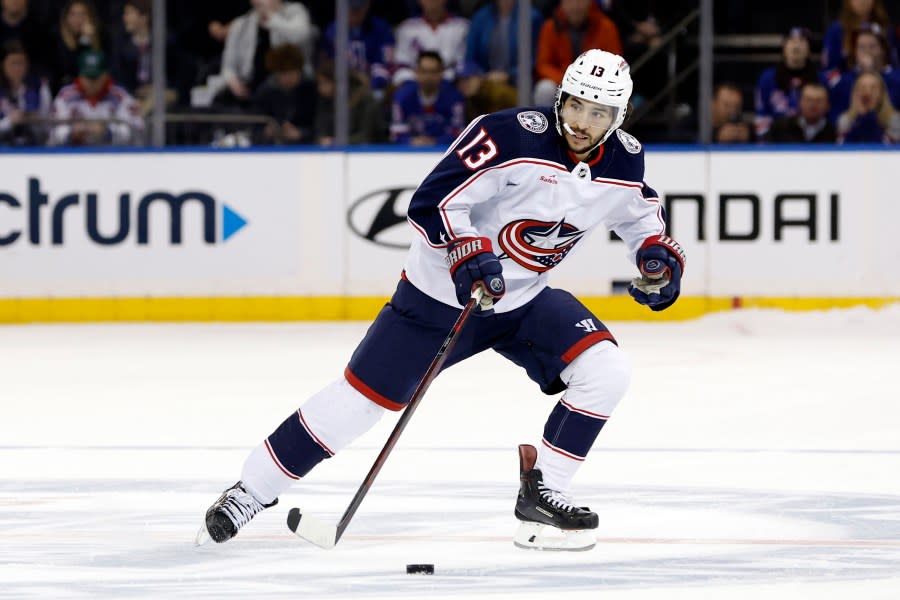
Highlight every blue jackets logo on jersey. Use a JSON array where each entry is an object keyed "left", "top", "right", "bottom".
[{"left": 497, "top": 218, "right": 586, "bottom": 272}]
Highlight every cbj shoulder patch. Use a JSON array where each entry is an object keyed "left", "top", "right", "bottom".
[
  {"left": 517, "top": 111, "right": 549, "bottom": 133},
  {"left": 616, "top": 129, "right": 642, "bottom": 154}
]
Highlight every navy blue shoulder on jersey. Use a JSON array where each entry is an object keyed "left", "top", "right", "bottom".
[
  {"left": 407, "top": 107, "right": 563, "bottom": 247},
  {"left": 591, "top": 129, "right": 645, "bottom": 184}
]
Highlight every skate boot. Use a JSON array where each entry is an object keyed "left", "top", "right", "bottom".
[
  {"left": 195, "top": 481, "right": 277, "bottom": 545},
  {"left": 513, "top": 444, "right": 598, "bottom": 551}
]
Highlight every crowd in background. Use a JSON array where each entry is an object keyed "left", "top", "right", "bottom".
[{"left": 1, "top": 0, "right": 899, "bottom": 147}]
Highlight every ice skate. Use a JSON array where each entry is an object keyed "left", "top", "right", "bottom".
[
  {"left": 513, "top": 444, "right": 598, "bottom": 551},
  {"left": 195, "top": 481, "right": 277, "bottom": 545}
]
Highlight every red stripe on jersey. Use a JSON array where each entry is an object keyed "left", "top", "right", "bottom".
[
  {"left": 435, "top": 158, "right": 568, "bottom": 242},
  {"left": 541, "top": 438, "right": 586, "bottom": 461},
  {"left": 264, "top": 438, "right": 301, "bottom": 480},
  {"left": 591, "top": 177, "right": 643, "bottom": 189},
  {"left": 344, "top": 366, "right": 406, "bottom": 411},
  {"left": 561, "top": 331, "right": 615, "bottom": 363},
  {"left": 298, "top": 409, "right": 335, "bottom": 456},
  {"left": 560, "top": 397, "right": 610, "bottom": 420},
  {"left": 407, "top": 217, "right": 450, "bottom": 248}
]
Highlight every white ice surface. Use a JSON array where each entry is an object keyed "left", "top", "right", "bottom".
[{"left": 2, "top": 305, "right": 900, "bottom": 599}]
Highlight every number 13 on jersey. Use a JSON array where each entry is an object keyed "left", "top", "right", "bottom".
[{"left": 456, "top": 128, "right": 498, "bottom": 170}]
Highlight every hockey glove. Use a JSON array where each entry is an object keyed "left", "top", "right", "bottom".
[
  {"left": 446, "top": 237, "right": 505, "bottom": 314},
  {"left": 628, "top": 234, "right": 686, "bottom": 312}
]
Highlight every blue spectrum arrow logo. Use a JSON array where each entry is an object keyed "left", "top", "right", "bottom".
[{"left": 222, "top": 204, "right": 248, "bottom": 241}]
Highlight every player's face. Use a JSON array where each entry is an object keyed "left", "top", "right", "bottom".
[{"left": 560, "top": 96, "right": 616, "bottom": 155}]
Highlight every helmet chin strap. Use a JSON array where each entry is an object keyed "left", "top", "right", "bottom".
[{"left": 562, "top": 122, "right": 576, "bottom": 136}]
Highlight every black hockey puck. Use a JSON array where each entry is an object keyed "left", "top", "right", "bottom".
[{"left": 406, "top": 564, "right": 434, "bottom": 575}]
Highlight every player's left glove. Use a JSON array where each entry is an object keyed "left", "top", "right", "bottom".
[
  {"left": 446, "top": 236, "right": 505, "bottom": 315},
  {"left": 628, "top": 234, "right": 685, "bottom": 312}
]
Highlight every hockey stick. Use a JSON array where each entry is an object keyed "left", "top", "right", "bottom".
[{"left": 287, "top": 286, "right": 486, "bottom": 548}]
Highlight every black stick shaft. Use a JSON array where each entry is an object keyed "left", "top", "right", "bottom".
[{"left": 333, "top": 290, "right": 483, "bottom": 543}]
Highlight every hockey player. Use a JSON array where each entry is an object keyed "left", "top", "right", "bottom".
[{"left": 199, "top": 49, "right": 685, "bottom": 551}]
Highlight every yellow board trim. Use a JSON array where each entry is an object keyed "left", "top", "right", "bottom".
[{"left": 1, "top": 296, "right": 898, "bottom": 324}]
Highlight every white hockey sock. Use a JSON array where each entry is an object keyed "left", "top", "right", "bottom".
[
  {"left": 535, "top": 446, "right": 580, "bottom": 495},
  {"left": 241, "top": 442, "right": 294, "bottom": 505},
  {"left": 241, "top": 378, "right": 387, "bottom": 505},
  {"left": 535, "top": 341, "right": 631, "bottom": 495}
]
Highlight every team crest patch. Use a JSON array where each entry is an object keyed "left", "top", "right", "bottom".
[
  {"left": 497, "top": 218, "right": 587, "bottom": 272},
  {"left": 616, "top": 129, "right": 642, "bottom": 153},
  {"left": 517, "top": 111, "right": 548, "bottom": 133}
]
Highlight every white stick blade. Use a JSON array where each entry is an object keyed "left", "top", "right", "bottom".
[{"left": 287, "top": 507, "right": 337, "bottom": 549}]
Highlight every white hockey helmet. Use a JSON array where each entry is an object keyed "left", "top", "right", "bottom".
[{"left": 554, "top": 49, "right": 633, "bottom": 148}]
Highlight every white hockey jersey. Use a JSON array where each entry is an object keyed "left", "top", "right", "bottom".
[
  {"left": 404, "top": 107, "right": 667, "bottom": 312},
  {"left": 392, "top": 15, "right": 470, "bottom": 85},
  {"left": 50, "top": 79, "right": 144, "bottom": 146}
]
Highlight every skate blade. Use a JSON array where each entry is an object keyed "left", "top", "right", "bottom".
[
  {"left": 194, "top": 523, "right": 212, "bottom": 547},
  {"left": 513, "top": 521, "right": 596, "bottom": 552}
]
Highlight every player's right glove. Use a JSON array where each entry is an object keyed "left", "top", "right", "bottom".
[
  {"left": 628, "top": 234, "right": 685, "bottom": 312},
  {"left": 446, "top": 236, "right": 505, "bottom": 314}
]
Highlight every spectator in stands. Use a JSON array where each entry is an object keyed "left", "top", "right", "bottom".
[
  {"left": 313, "top": 59, "right": 386, "bottom": 145},
  {"left": 167, "top": 0, "right": 246, "bottom": 108},
  {"left": 465, "top": 0, "right": 541, "bottom": 89},
  {"left": 456, "top": 59, "right": 516, "bottom": 122},
  {"left": 321, "top": 0, "right": 394, "bottom": 102},
  {"left": 823, "top": 0, "right": 897, "bottom": 71},
  {"left": 254, "top": 44, "right": 315, "bottom": 144},
  {"left": 109, "top": 0, "right": 169, "bottom": 115},
  {"left": 390, "top": 50, "right": 464, "bottom": 145},
  {"left": 0, "top": 0, "right": 45, "bottom": 72},
  {"left": 0, "top": 39, "right": 50, "bottom": 145},
  {"left": 597, "top": 0, "right": 668, "bottom": 59},
  {"left": 596, "top": 1, "right": 694, "bottom": 104},
  {"left": 49, "top": 0, "right": 103, "bottom": 92},
  {"left": 825, "top": 24, "right": 900, "bottom": 123},
  {"left": 837, "top": 71, "right": 900, "bottom": 143},
  {"left": 533, "top": 0, "right": 623, "bottom": 105},
  {"left": 766, "top": 81, "right": 836, "bottom": 144},
  {"left": 217, "top": 0, "right": 313, "bottom": 107},
  {"left": 754, "top": 27, "right": 819, "bottom": 139},
  {"left": 109, "top": 0, "right": 149, "bottom": 92},
  {"left": 711, "top": 82, "right": 753, "bottom": 144},
  {"left": 49, "top": 49, "right": 143, "bottom": 145},
  {"left": 393, "top": 0, "right": 469, "bottom": 85}
]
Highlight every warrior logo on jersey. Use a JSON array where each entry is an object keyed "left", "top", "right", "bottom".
[
  {"left": 498, "top": 218, "right": 587, "bottom": 272},
  {"left": 616, "top": 129, "right": 642, "bottom": 154},
  {"left": 517, "top": 110, "right": 549, "bottom": 133}
]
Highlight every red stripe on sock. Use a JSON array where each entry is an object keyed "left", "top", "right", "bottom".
[
  {"left": 541, "top": 438, "right": 586, "bottom": 461},
  {"left": 298, "top": 409, "right": 335, "bottom": 456},
  {"left": 264, "top": 438, "right": 301, "bottom": 480},
  {"left": 560, "top": 397, "right": 610, "bottom": 420}
]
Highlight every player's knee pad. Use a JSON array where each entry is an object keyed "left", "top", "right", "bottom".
[
  {"left": 559, "top": 340, "right": 631, "bottom": 417},
  {"left": 300, "top": 378, "right": 386, "bottom": 454}
]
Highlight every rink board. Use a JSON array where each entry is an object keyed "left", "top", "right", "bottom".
[{"left": 0, "top": 147, "right": 898, "bottom": 322}]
